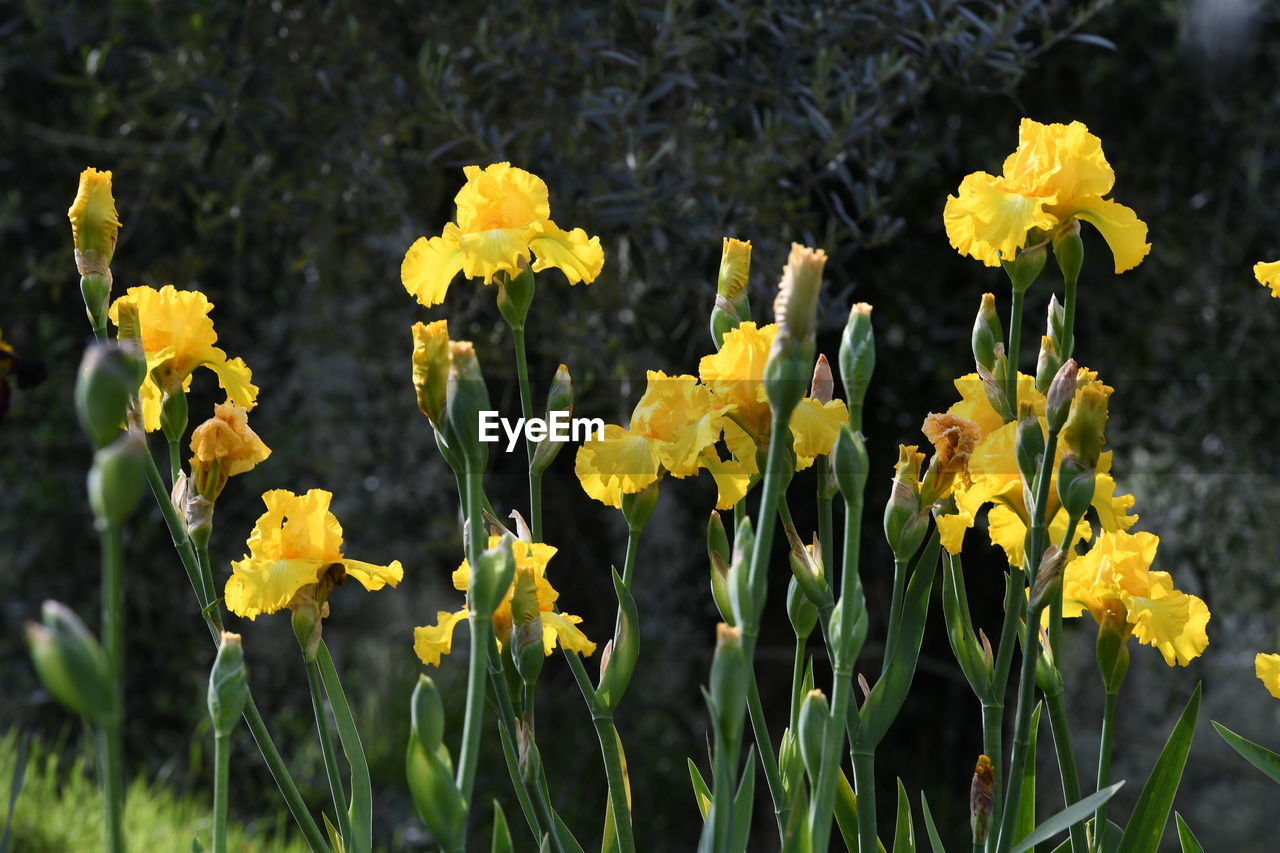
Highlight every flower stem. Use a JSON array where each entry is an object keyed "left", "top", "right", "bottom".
[
  {"left": 882, "top": 557, "right": 908, "bottom": 675},
  {"left": 789, "top": 635, "right": 808, "bottom": 731},
  {"left": 1094, "top": 690, "right": 1118, "bottom": 851},
  {"left": 316, "top": 643, "right": 372, "bottom": 853},
  {"left": 167, "top": 435, "right": 181, "bottom": 487},
  {"left": 1006, "top": 288, "right": 1025, "bottom": 406},
  {"left": 981, "top": 702, "right": 1003, "bottom": 852},
  {"left": 807, "top": 475, "right": 865, "bottom": 852},
  {"left": 455, "top": 615, "right": 490, "bottom": 812},
  {"left": 852, "top": 749, "right": 878, "bottom": 853},
  {"left": 304, "top": 659, "right": 352, "bottom": 845},
  {"left": 99, "top": 523, "right": 126, "bottom": 853},
  {"left": 593, "top": 715, "right": 636, "bottom": 853},
  {"left": 1044, "top": 688, "right": 1088, "bottom": 853},
  {"left": 212, "top": 733, "right": 230, "bottom": 853},
  {"left": 746, "top": 672, "right": 787, "bottom": 836},
  {"left": 511, "top": 326, "right": 542, "bottom": 537}
]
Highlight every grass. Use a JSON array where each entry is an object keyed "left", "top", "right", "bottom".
[{"left": 0, "top": 728, "right": 309, "bottom": 853}]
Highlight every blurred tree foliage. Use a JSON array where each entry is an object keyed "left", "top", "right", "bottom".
[{"left": 4, "top": 0, "right": 1280, "bottom": 848}]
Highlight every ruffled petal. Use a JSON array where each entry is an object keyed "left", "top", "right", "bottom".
[
  {"left": 453, "top": 163, "right": 550, "bottom": 233},
  {"left": 541, "top": 610, "right": 596, "bottom": 656},
  {"left": 1256, "top": 652, "right": 1280, "bottom": 698},
  {"left": 341, "top": 558, "right": 404, "bottom": 592},
  {"left": 413, "top": 609, "right": 469, "bottom": 667},
  {"left": 789, "top": 398, "right": 849, "bottom": 468},
  {"left": 205, "top": 352, "right": 259, "bottom": 412},
  {"left": 1124, "top": 589, "right": 1209, "bottom": 666},
  {"left": 457, "top": 226, "right": 533, "bottom": 284},
  {"left": 1071, "top": 196, "right": 1151, "bottom": 274},
  {"left": 944, "top": 172, "right": 1057, "bottom": 267},
  {"left": 698, "top": 448, "right": 755, "bottom": 511},
  {"left": 401, "top": 228, "right": 465, "bottom": 307},
  {"left": 575, "top": 424, "right": 661, "bottom": 507},
  {"left": 987, "top": 504, "right": 1028, "bottom": 567},
  {"left": 1254, "top": 261, "right": 1280, "bottom": 298},
  {"left": 529, "top": 219, "right": 605, "bottom": 285},
  {"left": 224, "top": 557, "right": 324, "bottom": 620}
]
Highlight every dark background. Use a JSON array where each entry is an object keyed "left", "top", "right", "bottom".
[{"left": 4, "top": 0, "right": 1280, "bottom": 849}]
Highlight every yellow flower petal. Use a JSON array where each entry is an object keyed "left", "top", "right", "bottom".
[
  {"left": 453, "top": 163, "right": 550, "bottom": 234},
  {"left": 936, "top": 512, "right": 970, "bottom": 555},
  {"left": 529, "top": 219, "right": 605, "bottom": 285},
  {"left": 575, "top": 424, "right": 661, "bottom": 507},
  {"left": 944, "top": 171, "right": 1056, "bottom": 267},
  {"left": 542, "top": 610, "right": 597, "bottom": 656},
  {"left": 987, "top": 504, "right": 1028, "bottom": 567},
  {"left": 698, "top": 447, "right": 755, "bottom": 511},
  {"left": 1125, "top": 589, "right": 1209, "bottom": 667},
  {"left": 790, "top": 398, "right": 849, "bottom": 468},
  {"left": 414, "top": 610, "right": 469, "bottom": 667},
  {"left": 341, "top": 558, "right": 404, "bottom": 592},
  {"left": 1254, "top": 261, "right": 1280, "bottom": 298},
  {"left": 1256, "top": 652, "right": 1280, "bottom": 698},
  {"left": 401, "top": 228, "right": 465, "bottom": 308},
  {"left": 225, "top": 557, "right": 325, "bottom": 620},
  {"left": 1070, "top": 196, "right": 1151, "bottom": 274},
  {"left": 457, "top": 225, "right": 534, "bottom": 284}
]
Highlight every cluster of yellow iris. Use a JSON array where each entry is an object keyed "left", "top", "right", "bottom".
[{"left": 55, "top": 112, "right": 1280, "bottom": 852}]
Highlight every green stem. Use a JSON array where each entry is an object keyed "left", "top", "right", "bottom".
[
  {"left": 881, "top": 558, "right": 908, "bottom": 675},
  {"left": 1044, "top": 689, "right": 1088, "bottom": 853},
  {"left": 495, "top": 707, "right": 545, "bottom": 845},
  {"left": 789, "top": 634, "right": 808, "bottom": 731},
  {"left": 455, "top": 612, "right": 490, "bottom": 810},
  {"left": 816, "top": 456, "right": 835, "bottom": 578},
  {"left": 167, "top": 436, "right": 181, "bottom": 487},
  {"left": 852, "top": 750, "right": 878, "bottom": 853},
  {"left": 593, "top": 715, "right": 636, "bottom": 853},
  {"left": 1062, "top": 277, "right": 1077, "bottom": 361},
  {"left": 511, "top": 327, "right": 542, "bottom": 536},
  {"left": 709, "top": 707, "right": 735, "bottom": 853},
  {"left": 981, "top": 702, "right": 1003, "bottom": 850},
  {"left": 621, "top": 526, "right": 641, "bottom": 588},
  {"left": 1094, "top": 691, "right": 1118, "bottom": 851},
  {"left": 304, "top": 659, "right": 352, "bottom": 846},
  {"left": 100, "top": 523, "right": 125, "bottom": 853},
  {"left": 144, "top": 455, "right": 212, "bottom": 623},
  {"left": 746, "top": 673, "right": 788, "bottom": 836},
  {"left": 212, "top": 733, "right": 230, "bottom": 853},
  {"left": 316, "top": 643, "right": 372, "bottom": 853},
  {"left": 1006, "top": 288, "right": 1025, "bottom": 409},
  {"left": 994, "top": 615, "right": 1041, "bottom": 853},
  {"left": 807, "top": 478, "right": 865, "bottom": 852},
  {"left": 242, "top": 696, "right": 328, "bottom": 852},
  {"left": 196, "top": 542, "right": 218, "bottom": 628}
]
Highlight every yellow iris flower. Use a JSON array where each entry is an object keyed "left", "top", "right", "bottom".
[
  {"left": 1061, "top": 530, "right": 1209, "bottom": 666},
  {"left": 413, "top": 536, "right": 595, "bottom": 666},
  {"left": 401, "top": 162, "right": 605, "bottom": 308},
  {"left": 1254, "top": 261, "right": 1280, "bottom": 298},
  {"left": 944, "top": 118, "right": 1150, "bottom": 273},
  {"left": 575, "top": 371, "right": 727, "bottom": 508},
  {"left": 107, "top": 285, "right": 258, "bottom": 432},
  {"left": 1255, "top": 653, "right": 1280, "bottom": 698},
  {"left": 68, "top": 167, "right": 122, "bottom": 265},
  {"left": 936, "top": 371, "right": 1136, "bottom": 561},
  {"left": 697, "top": 321, "right": 849, "bottom": 469},
  {"left": 225, "top": 489, "right": 403, "bottom": 620}
]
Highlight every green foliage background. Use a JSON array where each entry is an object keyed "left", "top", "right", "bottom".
[{"left": 3, "top": 0, "right": 1280, "bottom": 848}]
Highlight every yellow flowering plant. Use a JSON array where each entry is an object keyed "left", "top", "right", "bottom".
[{"left": 37, "top": 124, "right": 1247, "bottom": 853}]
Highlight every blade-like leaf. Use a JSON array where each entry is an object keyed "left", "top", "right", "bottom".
[
  {"left": 892, "top": 778, "right": 915, "bottom": 853},
  {"left": 323, "top": 812, "right": 346, "bottom": 853},
  {"left": 731, "top": 749, "right": 756, "bottom": 853},
  {"left": 1117, "top": 683, "right": 1201, "bottom": 853},
  {"left": 862, "top": 532, "right": 940, "bottom": 746},
  {"left": 1015, "top": 703, "right": 1043, "bottom": 849},
  {"left": 1173, "top": 813, "right": 1202, "bottom": 853},
  {"left": 920, "top": 792, "right": 947, "bottom": 853},
  {"left": 492, "top": 800, "right": 513, "bottom": 853},
  {"left": 1049, "top": 821, "right": 1122, "bottom": 853},
  {"left": 688, "top": 758, "right": 712, "bottom": 819},
  {"left": 835, "top": 770, "right": 860, "bottom": 850},
  {"left": 191, "top": 839, "right": 208, "bottom": 853},
  {"left": 0, "top": 734, "right": 29, "bottom": 853},
  {"left": 1211, "top": 720, "right": 1280, "bottom": 785},
  {"left": 1012, "top": 782, "right": 1124, "bottom": 853}
]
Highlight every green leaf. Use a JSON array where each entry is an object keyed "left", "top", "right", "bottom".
[
  {"left": 553, "top": 811, "right": 587, "bottom": 853},
  {"left": 1012, "top": 782, "right": 1123, "bottom": 853},
  {"left": 1211, "top": 720, "right": 1280, "bottom": 785},
  {"left": 1116, "top": 683, "right": 1201, "bottom": 853},
  {"left": 892, "top": 778, "right": 915, "bottom": 853},
  {"left": 862, "top": 532, "right": 940, "bottom": 746},
  {"left": 834, "top": 770, "right": 860, "bottom": 851},
  {"left": 1049, "top": 821, "right": 1122, "bottom": 853},
  {"left": 731, "top": 749, "right": 756, "bottom": 853},
  {"left": 317, "top": 643, "right": 371, "bottom": 853},
  {"left": 1173, "top": 813, "right": 1203, "bottom": 853},
  {"left": 920, "top": 792, "right": 947, "bottom": 853},
  {"left": 1015, "top": 703, "right": 1043, "bottom": 849},
  {"left": 322, "top": 812, "right": 346, "bottom": 853},
  {"left": 0, "top": 734, "right": 29, "bottom": 853},
  {"left": 191, "top": 838, "right": 208, "bottom": 853},
  {"left": 688, "top": 758, "right": 712, "bottom": 819},
  {"left": 492, "top": 800, "right": 513, "bottom": 853}
]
